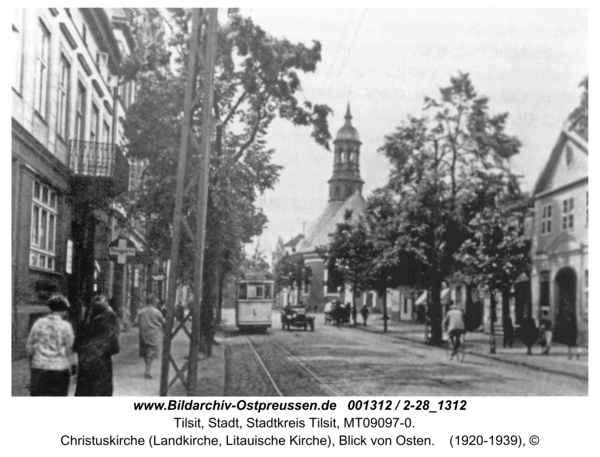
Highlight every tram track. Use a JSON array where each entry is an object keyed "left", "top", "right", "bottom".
[
  {"left": 245, "top": 335, "right": 343, "bottom": 396},
  {"left": 244, "top": 335, "right": 284, "bottom": 396}
]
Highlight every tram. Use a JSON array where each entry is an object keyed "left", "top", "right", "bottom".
[{"left": 235, "top": 267, "right": 274, "bottom": 332}]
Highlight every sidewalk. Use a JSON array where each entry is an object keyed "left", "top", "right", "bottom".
[
  {"left": 350, "top": 314, "right": 589, "bottom": 381},
  {"left": 12, "top": 324, "right": 226, "bottom": 397}
]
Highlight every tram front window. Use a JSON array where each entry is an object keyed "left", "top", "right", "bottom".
[
  {"left": 248, "top": 284, "right": 264, "bottom": 299},
  {"left": 264, "top": 284, "right": 272, "bottom": 300},
  {"left": 238, "top": 284, "right": 247, "bottom": 299}
]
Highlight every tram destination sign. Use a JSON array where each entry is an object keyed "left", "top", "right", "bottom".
[{"left": 109, "top": 237, "right": 137, "bottom": 264}]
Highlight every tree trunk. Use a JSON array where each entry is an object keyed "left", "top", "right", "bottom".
[
  {"left": 501, "top": 276, "right": 511, "bottom": 329},
  {"left": 382, "top": 290, "right": 388, "bottom": 333},
  {"left": 216, "top": 269, "right": 226, "bottom": 326},
  {"left": 489, "top": 287, "right": 497, "bottom": 353},
  {"left": 464, "top": 283, "right": 473, "bottom": 331},
  {"left": 429, "top": 261, "right": 443, "bottom": 345}
]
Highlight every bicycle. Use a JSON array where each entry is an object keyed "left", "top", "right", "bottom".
[{"left": 444, "top": 330, "right": 466, "bottom": 362}]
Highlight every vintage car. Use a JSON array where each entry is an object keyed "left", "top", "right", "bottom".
[{"left": 281, "top": 304, "right": 315, "bottom": 331}]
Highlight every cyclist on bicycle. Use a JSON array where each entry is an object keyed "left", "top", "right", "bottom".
[{"left": 444, "top": 303, "right": 465, "bottom": 358}]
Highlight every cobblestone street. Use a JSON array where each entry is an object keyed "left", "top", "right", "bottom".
[{"left": 222, "top": 312, "right": 587, "bottom": 397}]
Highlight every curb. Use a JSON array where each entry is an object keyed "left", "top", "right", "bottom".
[{"left": 350, "top": 323, "right": 588, "bottom": 382}]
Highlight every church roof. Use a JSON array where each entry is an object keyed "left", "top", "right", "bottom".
[
  {"left": 298, "top": 190, "right": 367, "bottom": 254},
  {"left": 284, "top": 234, "right": 305, "bottom": 250},
  {"left": 334, "top": 104, "right": 361, "bottom": 144},
  {"left": 532, "top": 125, "right": 588, "bottom": 197}
]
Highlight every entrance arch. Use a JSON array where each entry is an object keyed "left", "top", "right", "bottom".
[{"left": 554, "top": 267, "right": 577, "bottom": 344}]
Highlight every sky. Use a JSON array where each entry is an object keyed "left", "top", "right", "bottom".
[{"left": 235, "top": 7, "right": 589, "bottom": 261}]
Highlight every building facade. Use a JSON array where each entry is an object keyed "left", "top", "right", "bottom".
[
  {"left": 530, "top": 125, "right": 588, "bottom": 346},
  {"left": 12, "top": 8, "right": 138, "bottom": 358}
]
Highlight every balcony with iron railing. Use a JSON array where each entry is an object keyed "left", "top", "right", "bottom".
[{"left": 69, "top": 140, "right": 130, "bottom": 203}]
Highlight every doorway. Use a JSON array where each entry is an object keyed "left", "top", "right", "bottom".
[{"left": 554, "top": 267, "right": 577, "bottom": 344}]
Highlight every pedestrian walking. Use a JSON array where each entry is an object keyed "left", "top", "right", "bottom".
[
  {"left": 26, "top": 295, "right": 75, "bottom": 396},
  {"left": 519, "top": 313, "right": 538, "bottom": 355},
  {"left": 503, "top": 315, "right": 514, "bottom": 348},
  {"left": 360, "top": 305, "right": 369, "bottom": 326},
  {"left": 564, "top": 314, "right": 580, "bottom": 360},
  {"left": 351, "top": 303, "right": 358, "bottom": 326},
  {"left": 175, "top": 301, "right": 185, "bottom": 323},
  {"left": 74, "top": 293, "right": 120, "bottom": 396},
  {"left": 137, "top": 295, "right": 165, "bottom": 379},
  {"left": 334, "top": 301, "right": 344, "bottom": 329},
  {"left": 157, "top": 299, "right": 167, "bottom": 317},
  {"left": 540, "top": 310, "right": 553, "bottom": 355}
]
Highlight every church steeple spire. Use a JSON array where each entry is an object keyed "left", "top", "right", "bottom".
[
  {"left": 328, "top": 104, "right": 364, "bottom": 202},
  {"left": 345, "top": 103, "right": 352, "bottom": 123}
]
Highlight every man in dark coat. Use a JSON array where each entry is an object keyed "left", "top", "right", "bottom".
[
  {"left": 503, "top": 316, "right": 514, "bottom": 348},
  {"left": 360, "top": 305, "right": 369, "bottom": 326},
  {"left": 74, "top": 293, "right": 120, "bottom": 396},
  {"left": 564, "top": 314, "right": 579, "bottom": 360},
  {"left": 334, "top": 301, "right": 344, "bottom": 329},
  {"left": 519, "top": 313, "right": 538, "bottom": 355}
]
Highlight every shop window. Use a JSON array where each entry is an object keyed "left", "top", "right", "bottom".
[{"left": 30, "top": 180, "right": 58, "bottom": 271}]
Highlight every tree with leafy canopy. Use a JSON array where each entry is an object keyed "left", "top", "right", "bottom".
[
  {"left": 378, "top": 72, "right": 521, "bottom": 344},
  {"left": 568, "top": 76, "right": 588, "bottom": 140},
  {"left": 319, "top": 210, "right": 374, "bottom": 314},
  {"left": 120, "top": 9, "right": 331, "bottom": 353},
  {"left": 454, "top": 195, "right": 531, "bottom": 352},
  {"left": 273, "top": 253, "right": 311, "bottom": 304},
  {"left": 361, "top": 188, "right": 429, "bottom": 332}
]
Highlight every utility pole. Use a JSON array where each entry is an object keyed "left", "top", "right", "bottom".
[
  {"left": 159, "top": 8, "right": 219, "bottom": 397},
  {"left": 188, "top": 7, "right": 218, "bottom": 396},
  {"left": 159, "top": 9, "right": 203, "bottom": 397}
]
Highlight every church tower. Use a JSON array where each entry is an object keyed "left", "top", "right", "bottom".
[
  {"left": 328, "top": 103, "right": 364, "bottom": 202},
  {"left": 297, "top": 104, "right": 368, "bottom": 307}
]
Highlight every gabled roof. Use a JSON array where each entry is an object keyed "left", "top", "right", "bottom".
[
  {"left": 532, "top": 125, "right": 588, "bottom": 197},
  {"left": 298, "top": 190, "right": 367, "bottom": 254},
  {"left": 284, "top": 234, "right": 305, "bottom": 249}
]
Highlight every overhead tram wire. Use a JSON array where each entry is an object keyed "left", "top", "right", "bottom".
[
  {"left": 320, "top": 9, "right": 358, "bottom": 95},
  {"left": 333, "top": 9, "right": 369, "bottom": 85}
]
